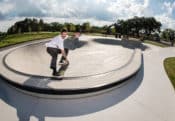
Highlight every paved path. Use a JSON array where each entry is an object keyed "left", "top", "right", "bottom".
[{"left": 0, "top": 36, "right": 175, "bottom": 121}]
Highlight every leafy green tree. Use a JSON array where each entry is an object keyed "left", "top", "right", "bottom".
[
  {"left": 82, "top": 22, "right": 91, "bottom": 33},
  {"left": 31, "top": 18, "right": 39, "bottom": 32},
  {"left": 75, "top": 24, "right": 82, "bottom": 32},
  {"left": 38, "top": 19, "right": 44, "bottom": 32},
  {"left": 0, "top": 32, "right": 7, "bottom": 41},
  {"left": 112, "top": 16, "right": 162, "bottom": 38},
  {"left": 17, "top": 27, "right": 22, "bottom": 34},
  {"left": 161, "top": 29, "right": 175, "bottom": 46},
  {"left": 63, "top": 23, "right": 76, "bottom": 32},
  {"left": 50, "top": 22, "right": 63, "bottom": 32}
]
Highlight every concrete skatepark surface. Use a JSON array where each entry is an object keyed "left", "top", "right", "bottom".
[
  {"left": 4, "top": 38, "right": 134, "bottom": 77},
  {"left": 0, "top": 35, "right": 142, "bottom": 95},
  {"left": 0, "top": 35, "right": 175, "bottom": 121}
]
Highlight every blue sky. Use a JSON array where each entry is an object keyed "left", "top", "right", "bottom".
[{"left": 0, "top": 0, "right": 175, "bottom": 32}]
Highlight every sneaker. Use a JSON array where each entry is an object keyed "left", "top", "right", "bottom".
[{"left": 53, "top": 73, "right": 61, "bottom": 76}]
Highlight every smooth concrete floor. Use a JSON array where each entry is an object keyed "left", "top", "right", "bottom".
[{"left": 0, "top": 37, "right": 175, "bottom": 121}]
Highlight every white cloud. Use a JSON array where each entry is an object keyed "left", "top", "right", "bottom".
[
  {"left": 0, "top": 0, "right": 14, "bottom": 20},
  {"left": 156, "top": 14, "right": 175, "bottom": 30},
  {"left": 0, "top": 17, "right": 23, "bottom": 32},
  {"left": 0, "top": 0, "right": 175, "bottom": 32},
  {"left": 107, "top": 0, "right": 152, "bottom": 20},
  {"left": 155, "top": 1, "right": 175, "bottom": 30},
  {"left": 0, "top": 2, "right": 14, "bottom": 14},
  {"left": 143, "top": 0, "right": 149, "bottom": 8},
  {"left": 163, "top": 1, "right": 175, "bottom": 17}
]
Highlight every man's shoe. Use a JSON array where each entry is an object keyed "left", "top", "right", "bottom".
[
  {"left": 52, "top": 68, "right": 57, "bottom": 76},
  {"left": 52, "top": 72, "right": 61, "bottom": 76}
]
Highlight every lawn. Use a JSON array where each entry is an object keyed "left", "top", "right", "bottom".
[
  {"left": 144, "top": 40, "right": 168, "bottom": 47},
  {"left": 144, "top": 40, "right": 169, "bottom": 47},
  {"left": 0, "top": 32, "right": 59, "bottom": 48},
  {"left": 0, "top": 32, "right": 171, "bottom": 49},
  {"left": 84, "top": 33, "right": 115, "bottom": 37},
  {"left": 164, "top": 57, "right": 175, "bottom": 90}
]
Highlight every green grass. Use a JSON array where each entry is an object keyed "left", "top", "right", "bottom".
[
  {"left": 144, "top": 40, "right": 168, "bottom": 47},
  {"left": 1, "top": 32, "right": 170, "bottom": 48},
  {"left": 84, "top": 33, "right": 114, "bottom": 37},
  {"left": 0, "top": 32, "right": 116, "bottom": 49},
  {"left": 164, "top": 57, "right": 175, "bottom": 90},
  {"left": 0, "top": 32, "right": 59, "bottom": 48}
]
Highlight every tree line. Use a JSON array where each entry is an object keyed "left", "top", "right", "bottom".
[
  {"left": 6, "top": 17, "right": 164, "bottom": 37},
  {"left": 7, "top": 18, "right": 108, "bottom": 34},
  {"left": 3, "top": 17, "right": 175, "bottom": 45},
  {"left": 108, "top": 16, "right": 174, "bottom": 45},
  {"left": 110, "top": 16, "right": 161, "bottom": 37}
]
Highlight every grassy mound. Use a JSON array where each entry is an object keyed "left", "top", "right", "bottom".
[{"left": 164, "top": 57, "right": 175, "bottom": 89}]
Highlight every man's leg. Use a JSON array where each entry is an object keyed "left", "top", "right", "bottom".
[
  {"left": 59, "top": 48, "right": 69, "bottom": 63},
  {"left": 47, "top": 47, "right": 59, "bottom": 75}
]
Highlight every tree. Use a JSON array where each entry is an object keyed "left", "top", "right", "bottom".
[
  {"left": 50, "top": 22, "right": 63, "bottom": 32},
  {"left": 39, "top": 19, "right": 44, "bottom": 31},
  {"left": 169, "top": 31, "right": 175, "bottom": 46},
  {"left": 7, "top": 18, "right": 47, "bottom": 34},
  {"left": 75, "top": 24, "right": 82, "bottom": 32},
  {"left": 43, "top": 23, "right": 52, "bottom": 31},
  {"left": 0, "top": 32, "right": 7, "bottom": 41},
  {"left": 28, "top": 26, "right": 32, "bottom": 32},
  {"left": 82, "top": 22, "right": 91, "bottom": 33},
  {"left": 112, "top": 16, "right": 162, "bottom": 39},
  {"left": 63, "top": 23, "right": 76, "bottom": 32},
  {"left": 31, "top": 18, "right": 39, "bottom": 32},
  {"left": 70, "top": 23, "right": 76, "bottom": 32},
  {"left": 17, "top": 27, "right": 22, "bottom": 34},
  {"left": 161, "top": 29, "right": 175, "bottom": 46}
]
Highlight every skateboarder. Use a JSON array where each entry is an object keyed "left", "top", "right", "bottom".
[
  {"left": 46, "top": 29, "right": 69, "bottom": 76},
  {"left": 46, "top": 29, "right": 81, "bottom": 76},
  {"left": 56, "top": 31, "right": 81, "bottom": 77}
]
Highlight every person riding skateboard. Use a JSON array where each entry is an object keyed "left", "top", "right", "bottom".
[
  {"left": 46, "top": 29, "right": 69, "bottom": 76},
  {"left": 46, "top": 29, "right": 81, "bottom": 76}
]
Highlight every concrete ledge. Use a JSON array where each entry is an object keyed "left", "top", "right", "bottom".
[{"left": 0, "top": 36, "right": 142, "bottom": 97}]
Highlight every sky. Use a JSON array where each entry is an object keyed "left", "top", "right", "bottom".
[{"left": 0, "top": 0, "right": 175, "bottom": 32}]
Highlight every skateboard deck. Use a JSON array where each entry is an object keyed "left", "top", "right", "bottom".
[
  {"left": 50, "top": 63, "right": 69, "bottom": 80},
  {"left": 57, "top": 63, "right": 69, "bottom": 77}
]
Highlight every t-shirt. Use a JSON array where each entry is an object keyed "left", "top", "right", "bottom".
[{"left": 45, "top": 35, "right": 68, "bottom": 49}]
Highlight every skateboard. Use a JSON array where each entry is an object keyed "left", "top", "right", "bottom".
[
  {"left": 50, "top": 62, "right": 69, "bottom": 80},
  {"left": 57, "top": 63, "right": 69, "bottom": 77}
]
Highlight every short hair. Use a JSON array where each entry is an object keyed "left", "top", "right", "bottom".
[{"left": 61, "top": 29, "right": 68, "bottom": 33}]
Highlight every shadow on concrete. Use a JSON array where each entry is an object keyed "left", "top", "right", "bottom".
[
  {"left": 64, "top": 39, "right": 88, "bottom": 50},
  {"left": 93, "top": 38, "right": 149, "bottom": 51},
  {"left": 0, "top": 56, "right": 144, "bottom": 121},
  {"left": 23, "top": 76, "right": 59, "bottom": 89},
  {"left": 76, "top": 40, "right": 88, "bottom": 48}
]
